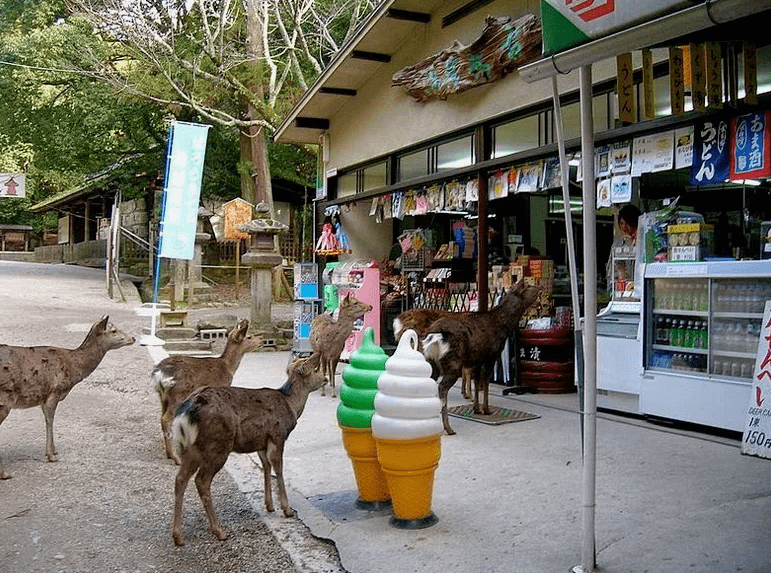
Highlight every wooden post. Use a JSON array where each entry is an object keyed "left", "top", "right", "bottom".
[{"left": 236, "top": 240, "right": 241, "bottom": 300}]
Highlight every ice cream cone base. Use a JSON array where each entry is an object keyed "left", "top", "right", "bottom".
[
  {"left": 375, "top": 435, "right": 441, "bottom": 527},
  {"left": 340, "top": 426, "right": 390, "bottom": 505}
]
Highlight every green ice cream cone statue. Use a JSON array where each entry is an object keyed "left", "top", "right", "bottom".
[{"left": 337, "top": 327, "right": 390, "bottom": 508}]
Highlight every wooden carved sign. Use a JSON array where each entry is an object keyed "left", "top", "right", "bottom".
[
  {"left": 223, "top": 198, "right": 253, "bottom": 240},
  {"left": 392, "top": 14, "right": 542, "bottom": 103}
]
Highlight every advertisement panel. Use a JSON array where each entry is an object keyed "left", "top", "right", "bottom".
[
  {"left": 540, "top": 0, "right": 695, "bottom": 54},
  {"left": 741, "top": 301, "right": 771, "bottom": 459}
]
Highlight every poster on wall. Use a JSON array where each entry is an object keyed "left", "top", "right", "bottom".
[
  {"left": 690, "top": 116, "right": 729, "bottom": 186},
  {"left": 741, "top": 300, "right": 771, "bottom": 459},
  {"left": 730, "top": 111, "right": 771, "bottom": 180},
  {"left": 674, "top": 126, "right": 694, "bottom": 169},
  {"left": 610, "top": 141, "right": 631, "bottom": 174},
  {"left": 0, "top": 174, "right": 25, "bottom": 198},
  {"left": 610, "top": 174, "right": 632, "bottom": 204},
  {"left": 631, "top": 132, "right": 674, "bottom": 175}
]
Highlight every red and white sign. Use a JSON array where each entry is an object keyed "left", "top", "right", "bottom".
[
  {"left": 742, "top": 300, "right": 771, "bottom": 459},
  {"left": 0, "top": 174, "right": 25, "bottom": 198}
]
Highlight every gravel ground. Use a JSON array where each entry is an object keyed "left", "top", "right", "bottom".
[{"left": 0, "top": 261, "right": 342, "bottom": 573}]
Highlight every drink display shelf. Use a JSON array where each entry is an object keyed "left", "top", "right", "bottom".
[
  {"left": 712, "top": 311, "right": 764, "bottom": 320},
  {"left": 652, "top": 308, "right": 709, "bottom": 317},
  {"left": 652, "top": 344, "right": 708, "bottom": 355},
  {"left": 711, "top": 349, "right": 757, "bottom": 360}
]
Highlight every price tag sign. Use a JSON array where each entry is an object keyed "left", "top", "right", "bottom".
[{"left": 741, "top": 300, "right": 771, "bottom": 459}]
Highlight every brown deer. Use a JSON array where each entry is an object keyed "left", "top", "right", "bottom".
[
  {"left": 393, "top": 308, "right": 475, "bottom": 399},
  {"left": 0, "top": 315, "right": 135, "bottom": 479},
  {"left": 170, "top": 352, "right": 324, "bottom": 546},
  {"left": 421, "top": 281, "right": 540, "bottom": 435},
  {"left": 152, "top": 318, "right": 262, "bottom": 464},
  {"left": 310, "top": 293, "right": 372, "bottom": 397}
]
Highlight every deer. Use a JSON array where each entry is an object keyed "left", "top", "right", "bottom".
[
  {"left": 421, "top": 281, "right": 540, "bottom": 435},
  {"left": 170, "top": 352, "right": 324, "bottom": 546},
  {"left": 0, "top": 315, "right": 135, "bottom": 479},
  {"left": 152, "top": 318, "right": 262, "bottom": 464},
  {"left": 310, "top": 292, "right": 372, "bottom": 397},
  {"left": 393, "top": 308, "right": 475, "bottom": 399}
]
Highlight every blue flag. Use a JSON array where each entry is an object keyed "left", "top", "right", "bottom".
[
  {"left": 690, "top": 117, "right": 729, "bottom": 186},
  {"left": 158, "top": 122, "right": 210, "bottom": 260}
]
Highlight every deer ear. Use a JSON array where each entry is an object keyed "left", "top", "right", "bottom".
[{"left": 97, "top": 315, "right": 109, "bottom": 329}]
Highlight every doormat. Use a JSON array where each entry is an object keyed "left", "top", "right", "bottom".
[{"left": 447, "top": 404, "right": 540, "bottom": 425}]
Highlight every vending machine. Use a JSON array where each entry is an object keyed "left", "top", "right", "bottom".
[{"left": 333, "top": 260, "right": 380, "bottom": 360}]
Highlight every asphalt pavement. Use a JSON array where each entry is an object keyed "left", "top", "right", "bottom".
[{"left": 1, "top": 260, "right": 770, "bottom": 573}]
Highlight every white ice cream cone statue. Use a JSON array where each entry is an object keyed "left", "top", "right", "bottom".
[
  {"left": 338, "top": 328, "right": 390, "bottom": 508},
  {"left": 372, "top": 329, "right": 443, "bottom": 528}
]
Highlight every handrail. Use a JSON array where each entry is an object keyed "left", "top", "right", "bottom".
[{"left": 120, "top": 226, "right": 156, "bottom": 253}]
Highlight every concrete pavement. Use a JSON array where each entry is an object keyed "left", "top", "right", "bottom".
[{"left": 227, "top": 342, "right": 771, "bottom": 573}]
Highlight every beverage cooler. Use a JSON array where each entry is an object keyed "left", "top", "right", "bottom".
[{"left": 642, "top": 260, "right": 771, "bottom": 432}]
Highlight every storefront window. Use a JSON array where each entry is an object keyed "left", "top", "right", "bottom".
[
  {"left": 337, "top": 171, "right": 357, "bottom": 198},
  {"left": 399, "top": 149, "right": 428, "bottom": 181},
  {"left": 493, "top": 115, "right": 539, "bottom": 158},
  {"left": 561, "top": 94, "right": 613, "bottom": 140},
  {"left": 437, "top": 135, "right": 474, "bottom": 171},
  {"left": 362, "top": 162, "right": 387, "bottom": 192}
]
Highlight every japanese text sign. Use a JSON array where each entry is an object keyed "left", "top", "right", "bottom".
[
  {"left": 690, "top": 117, "right": 729, "bottom": 186},
  {"left": 741, "top": 300, "right": 771, "bottom": 459},
  {"left": 730, "top": 111, "right": 771, "bottom": 181}
]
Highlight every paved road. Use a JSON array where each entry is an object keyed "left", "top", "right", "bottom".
[{"left": 0, "top": 261, "right": 342, "bottom": 573}]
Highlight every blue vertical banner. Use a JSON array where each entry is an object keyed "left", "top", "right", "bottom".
[
  {"left": 690, "top": 116, "right": 729, "bottom": 186},
  {"left": 158, "top": 122, "right": 210, "bottom": 260},
  {"left": 730, "top": 111, "right": 771, "bottom": 181}
]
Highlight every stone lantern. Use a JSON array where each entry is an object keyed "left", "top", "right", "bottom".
[{"left": 237, "top": 202, "right": 289, "bottom": 342}]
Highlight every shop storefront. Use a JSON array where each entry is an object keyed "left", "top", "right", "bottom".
[{"left": 275, "top": 0, "right": 771, "bottom": 431}]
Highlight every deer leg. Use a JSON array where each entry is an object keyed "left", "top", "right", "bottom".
[
  {"left": 267, "top": 441, "right": 294, "bottom": 517},
  {"left": 161, "top": 409, "right": 179, "bottom": 464},
  {"left": 256, "top": 450, "right": 275, "bottom": 513},
  {"left": 0, "top": 404, "right": 10, "bottom": 479},
  {"left": 320, "top": 360, "right": 328, "bottom": 397},
  {"left": 41, "top": 397, "right": 60, "bottom": 462},
  {"left": 172, "top": 458, "right": 199, "bottom": 546},
  {"left": 194, "top": 453, "right": 229, "bottom": 542},
  {"left": 330, "top": 358, "right": 340, "bottom": 398},
  {"left": 461, "top": 369, "right": 471, "bottom": 399},
  {"left": 437, "top": 377, "right": 456, "bottom": 436},
  {"left": 481, "top": 373, "right": 492, "bottom": 415}
]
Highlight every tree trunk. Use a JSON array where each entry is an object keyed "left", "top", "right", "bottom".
[
  {"left": 240, "top": 0, "right": 273, "bottom": 210},
  {"left": 239, "top": 126, "right": 273, "bottom": 209}
]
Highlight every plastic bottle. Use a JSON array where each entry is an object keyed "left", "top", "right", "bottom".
[
  {"left": 667, "top": 318, "right": 676, "bottom": 346},
  {"left": 683, "top": 321, "right": 694, "bottom": 348},
  {"left": 656, "top": 317, "right": 668, "bottom": 345}
]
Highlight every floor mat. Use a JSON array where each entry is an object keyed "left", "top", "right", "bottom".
[{"left": 447, "top": 404, "right": 540, "bottom": 425}]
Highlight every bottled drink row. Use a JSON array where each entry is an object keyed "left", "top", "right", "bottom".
[
  {"left": 649, "top": 351, "right": 706, "bottom": 372},
  {"left": 653, "top": 279, "right": 709, "bottom": 311},
  {"left": 712, "top": 357, "right": 755, "bottom": 378},
  {"left": 712, "top": 281, "right": 771, "bottom": 314},
  {"left": 653, "top": 279, "right": 771, "bottom": 314},
  {"left": 712, "top": 320, "right": 762, "bottom": 354},
  {"left": 654, "top": 317, "right": 708, "bottom": 349}
]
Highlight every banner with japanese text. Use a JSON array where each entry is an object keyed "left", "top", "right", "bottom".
[
  {"left": 730, "top": 110, "right": 771, "bottom": 180},
  {"left": 690, "top": 116, "right": 729, "bottom": 186},
  {"left": 741, "top": 300, "right": 771, "bottom": 459},
  {"left": 158, "top": 122, "right": 210, "bottom": 260},
  {"left": 0, "top": 174, "right": 25, "bottom": 198}
]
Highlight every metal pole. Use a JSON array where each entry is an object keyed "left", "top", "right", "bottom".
[
  {"left": 550, "top": 76, "right": 585, "bottom": 448},
  {"left": 576, "top": 65, "right": 598, "bottom": 573}
]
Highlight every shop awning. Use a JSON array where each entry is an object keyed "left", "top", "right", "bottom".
[
  {"left": 519, "top": 0, "right": 771, "bottom": 83},
  {"left": 274, "top": 0, "right": 445, "bottom": 145}
]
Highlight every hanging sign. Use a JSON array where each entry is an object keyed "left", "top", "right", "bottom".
[
  {"left": 158, "top": 122, "right": 210, "bottom": 260},
  {"left": 669, "top": 47, "right": 685, "bottom": 116},
  {"left": 689, "top": 117, "right": 729, "bottom": 186},
  {"left": 690, "top": 43, "right": 707, "bottom": 112},
  {"left": 0, "top": 174, "right": 25, "bottom": 198},
  {"left": 617, "top": 52, "right": 635, "bottom": 124},
  {"left": 741, "top": 301, "right": 771, "bottom": 459},
  {"left": 540, "top": 0, "right": 693, "bottom": 54},
  {"left": 730, "top": 111, "right": 771, "bottom": 181}
]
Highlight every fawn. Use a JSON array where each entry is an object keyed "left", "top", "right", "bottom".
[
  {"left": 0, "top": 315, "right": 134, "bottom": 479},
  {"left": 170, "top": 352, "right": 324, "bottom": 546},
  {"left": 310, "top": 293, "right": 372, "bottom": 397}
]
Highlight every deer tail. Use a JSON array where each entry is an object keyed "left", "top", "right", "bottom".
[{"left": 171, "top": 400, "right": 199, "bottom": 460}]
